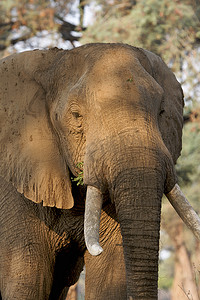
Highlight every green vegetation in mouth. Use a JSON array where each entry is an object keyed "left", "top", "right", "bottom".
[{"left": 71, "top": 161, "right": 84, "bottom": 186}]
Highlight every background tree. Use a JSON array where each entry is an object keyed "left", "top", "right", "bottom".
[{"left": 0, "top": 0, "right": 87, "bottom": 57}]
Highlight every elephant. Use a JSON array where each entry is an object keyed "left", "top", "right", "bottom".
[{"left": 0, "top": 43, "right": 200, "bottom": 300}]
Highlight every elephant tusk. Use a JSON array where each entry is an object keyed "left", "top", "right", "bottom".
[
  {"left": 84, "top": 185, "right": 103, "bottom": 256},
  {"left": 166, "top": 184, "right": 200, "bottom": 241}
]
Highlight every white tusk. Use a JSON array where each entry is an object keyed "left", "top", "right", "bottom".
[
  {"left": 84, "top": 185, "right": 103, "bottom": 256},
  {"left": 166, "top": 184, "right": 200, "bottom": 241}
]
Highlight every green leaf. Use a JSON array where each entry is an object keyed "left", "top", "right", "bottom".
[{"left": 71, "top": 162, "right": 84, "bottom": 186}]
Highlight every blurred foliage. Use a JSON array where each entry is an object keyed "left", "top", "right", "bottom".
[
  {"left": 0, "top": 0, "right": 86, "bottom": 55},
  {"left": 176, "top": 107, "right": 200, "bottom": 212},
  {"left": 158, "top": 255, "right": 174, "bottom": 290}
]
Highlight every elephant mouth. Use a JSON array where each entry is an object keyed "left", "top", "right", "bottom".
[{"left": 84, "top": 183, "right": 200, "bottom": 256}]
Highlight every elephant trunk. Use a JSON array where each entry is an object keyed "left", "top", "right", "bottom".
[
  {"left": 113, "top": 165, "right": 164, "bottom": 299},
  {"left": 84, "top": 140, "right": 167, "bottom": 298}
]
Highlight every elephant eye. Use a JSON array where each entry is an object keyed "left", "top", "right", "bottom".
[{"left": 72, "top": 112, "right": 82, "bottom": 119}]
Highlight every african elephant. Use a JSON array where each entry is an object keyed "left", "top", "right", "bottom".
[{"left": 0, "top": 43, "right": 200, "bottom": 300}]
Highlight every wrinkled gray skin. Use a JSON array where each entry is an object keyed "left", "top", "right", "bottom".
[
  {"left": 0, "top": 178, "right": 85, "bottom": 300},
  {"left": 0, "top": 43, "right": 189, "bottom": 299}
]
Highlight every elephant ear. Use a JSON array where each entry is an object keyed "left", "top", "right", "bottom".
[
  {"left": 0, "top": 49, "right": 74, "bottom": 209},
  {"left": 142, "top": 49, "right": 184, "bottom": 163}
]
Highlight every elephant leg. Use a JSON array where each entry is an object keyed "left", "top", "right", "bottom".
[
  {"left": 0, "top": 225, "right": 57, "bottom": 300},
  {"left": 0, "top": 188, "right": 54, "bottom": 299},
  {"left": 85, "top": 207, "right": 127, "bottom": 300},
  {"left": 0, "top": 250, "right": 54, "bottom": 300}
]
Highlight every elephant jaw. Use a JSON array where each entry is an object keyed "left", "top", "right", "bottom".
[{"left": 84, "top": 184, "right": 200, "bottom": 257}]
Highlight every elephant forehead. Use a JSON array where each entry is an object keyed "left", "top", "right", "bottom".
[
  {"left": 89, "top": 48, "right": 137, "bottom": 80},
  {"left": 87, "top": 53, "right": 139, "bottom": 98},
  {"left": 86, "top": 49, "right": 163, "bottom": 107}
]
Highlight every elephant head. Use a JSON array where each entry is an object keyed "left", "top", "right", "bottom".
[{"left": 1, "top": 43, "right": 200, "bottom": 299}]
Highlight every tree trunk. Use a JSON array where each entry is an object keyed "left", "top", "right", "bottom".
[{"left": 170, "top": 222, "right": 199, "bottom": 300}]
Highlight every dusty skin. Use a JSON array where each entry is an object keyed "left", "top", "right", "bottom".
[{"left": 0, "top": 43, "right": 199, "bottom": 300}]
